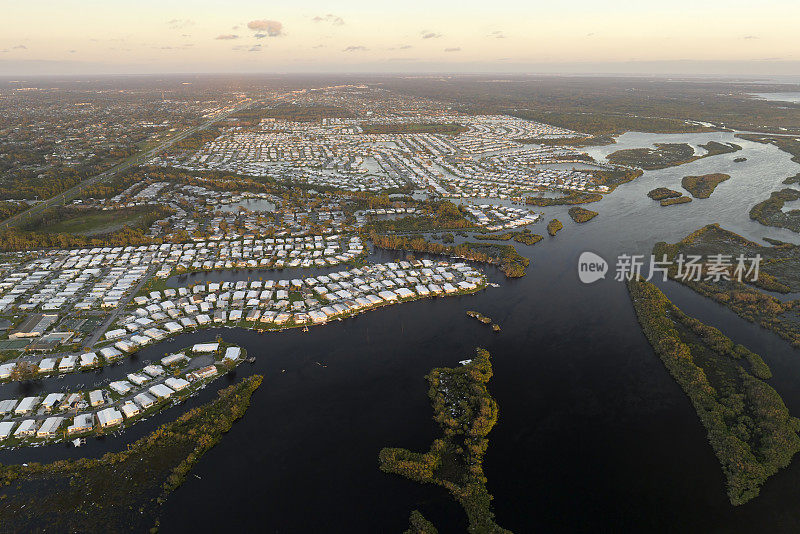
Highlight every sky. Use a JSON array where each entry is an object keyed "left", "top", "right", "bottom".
[{"left": 1, "top": 0, "right": 799, "bottom": 76}]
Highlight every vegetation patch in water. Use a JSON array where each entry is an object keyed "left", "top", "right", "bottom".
[
  {"left": 749, "top": 188, "right": 800, "bottom": 233},
  {"left": 648, "top": 187, "right": 682, "bottom": 201},
  {"left": 567, "top": 206, "right": 598, "bottom": 223},
  {"left": 379, "top": 348, "right": 510, "bottom": 533},
  {"left": 371, "top": 233, "right": 529, "bottom": 278},
  {"left": 627, "top": 278, "right": 800, "bottom": 506},
  {"left": 546, "top": 219, "right": 563, "bottom": 236},
  {"left": 653, "top": 223, "right": 800, "bottom": 347},
  {"left": 660, "top": 196, "right": 692, "bottom": 206},
  {"left": 682, "top": 173, "right": 731, "bottom": 199}
]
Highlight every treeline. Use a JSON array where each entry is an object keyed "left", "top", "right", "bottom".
[
  {"left": 509, "top": 110, "right": 711, "bottom": 136},
  {"left": 627, "top": 277, "right": 800, "bottom": 506},
  {"left": 232, "top": 104, "right": 354, "bottom": 123},
  {"left": 473, "top": 228, "right": 543, "bottom": 245},
  {"left": 371, "top": 233, "right": 529, "bottom": 278},
  {"left": 0, "top": 202, "right": 29, "bottom": 221},
  {"left": 173, "top": 126, "right": 223, "bottom": 150},
  {"left": 379, "top": 348, "right": 510, "bottom": 533},
  {"left": 526, "top": 191, "right": 602, "bottom": 206},
  {"left": 0, "top": 226, "right": 157, "bottom": 252},
  {"left": 360, "top": 123, "right": 467, "bottom": 135},
  {"left": 364, "top": 201, "right": 475, "bottom": 233}
]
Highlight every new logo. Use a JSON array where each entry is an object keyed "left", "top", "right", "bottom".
[{"left": 578, "top": 251, "right": 608, "bottom": 284}]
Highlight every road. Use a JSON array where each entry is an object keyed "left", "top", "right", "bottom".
[
  {"left": 2, "top": 100, "right": 251, "bottom": 228},
  {"left": 83, "top": 265, "right": 160, "bottom": 348}
]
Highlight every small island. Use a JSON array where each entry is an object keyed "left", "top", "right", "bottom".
[
  {"left": 567, "top": 206, "right": 598, "bottom": 223},
  {"left": 467, "top": 310, "right": 501, "bottom": 332},
  {"left": 734, "top": 157, "right": 747, "bottom": 163},
  {"left": 547, "top": 218, "right": 563, "bottom": 236},
  {"left": 660, "top": 196, "right": 692, "bottom": 206},
  {"left": 647, "top": 187, "right": 682, "bottom": 201},
  {"left": 379, "top": 348, "right": 510, "bottom": 533},
  {"left": 682, "top": 173, "right": 730, "bottom": 199}
]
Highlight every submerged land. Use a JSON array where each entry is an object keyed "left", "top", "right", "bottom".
[
  {"left": 0, "top": 375, "right": 262, "bottom": 531},
  {"left": 654, "top": 224, "right": 800, "bottom": 347}
]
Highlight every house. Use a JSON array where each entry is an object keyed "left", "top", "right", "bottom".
[
  {"left": 0, "top": 421, "right": 15, "bottom": 440},
  {"left": 15, "top": 396, "right": 41, "bottom": 415},
  {"left": 188, "top": 365, "right": 217, "bottom": 381},
  {"left": 120, "top": 401, "right": 140, "bottom": 419},
  {"left": 100, "top": 346, "right": 123, "bottom": 361},
  {"left": 108, "top": 381, "right": 133, "bottom": 395},
  {"left": 97, "top": 407, "right": 123, "bottom": 427},
  {"left": 37, "top": 416, "right": 64, "bottom": 438},
  {"left": 148, "top": 383, "right": 174, "bottom": 399},
  {"left": 80, "top": 352, "right": 99, "bottom": 368},
  {"left": 134, "top": 392, "right": 156, "bottom": 409},
  {"left": 14, "top": 419, "right": 37, "bottom": 437},
  {"left": 42, "top": 393, "right": 65, "bottom": 412},
  {"left": 0, "top": 363, "right": 15, "bottom": 379},
  {"left": 89, "top": 389, "right": 105, "bottom": 407},
  {"left": 164, "top": 377, "right": 189, "bottom": 391},
  {"left": 192, "top": 342, "right": 219, "bottom": 353},
  {"left": 0, "top": 399, "right": 18, "bottom": 415},
  {"left": 161, "top": 353, "right": 187, "bottom": 367},
  {"left": 223, "top": 346, "right": 242, "bottom": 362},
  {"left": 143, "top": 364, "right": 164, "bottom": 377},
  {"left": 67, "top": 413, "right": 94, "bottom": 434},
  {"left": 58, "top": 356, "right": 76, "bottom": 372}
]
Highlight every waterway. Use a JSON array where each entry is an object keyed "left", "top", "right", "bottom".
[{"left": 3, "top": 130, "right": 800, "bottom": 532}]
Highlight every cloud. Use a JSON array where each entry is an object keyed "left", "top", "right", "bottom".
[
  {"left": 743, "top": 35, "right": 759, "bottom": 40},
  {"left": 490, "top": 30, "right": 506, "bottom": 39},
  {"left": 249, "top": 45, "right": 262, "bottom": 52},
  {"left": 444, "top": 47, "right": 461, "bottom": 52},
  {"left": 343, "top": 45, "right": 368, "bottom": 52},
  {"left": 167, "top": 19, "right": 193, "bottom": 30},
  {"left": 247, "top": 19, "right": 283, "bottom": 37},
  {"left": 312, "top": 44, "right": 325, "bottom": 49},
  {"left": 12, "top": 45, "right": 27, "bottom": 50},
  {"left": 312, "top": 14, "right": 345, "bottom": 26},
  {"left": 399, "top": 44, "right": 413, "bottom": 50},
  {"left": 421, "top": 31, "right": 442, "bottom": 39},
  {"left": 215, "top": 34, "right": 239, "bottom": 40}
]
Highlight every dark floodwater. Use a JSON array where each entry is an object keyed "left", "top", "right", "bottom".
[{"left": 4, "top": 132, "right": 800, "bottom": 532}]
